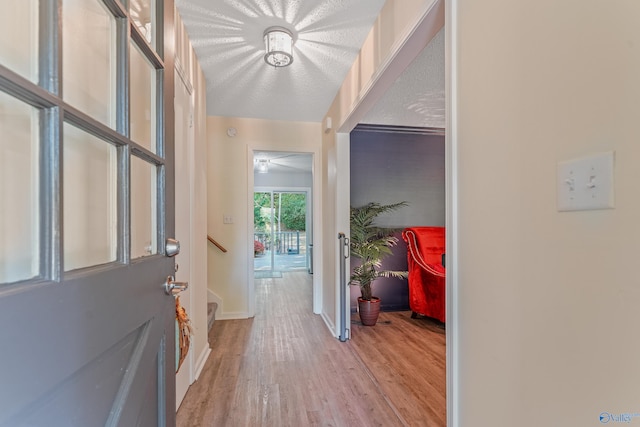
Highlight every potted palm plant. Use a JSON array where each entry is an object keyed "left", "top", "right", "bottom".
[{"left": 349, "top": 201, "right": 408, "bottom": 326}]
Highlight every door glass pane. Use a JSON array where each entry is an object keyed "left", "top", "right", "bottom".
[
  {"left": 0, "top": 0, "right": 38, "bottom": 82},
  {"left": 0, "top": 92, "right": 39, "bottom": 283},
  {"left": 254, "top": 191, "right": 308, "bottom": 277},
  {"left": 129, "top": 0, "right": 156, "bottom": 49},
  {"left": 130, "top": 42, "right": 157, "bottom": 153},
  {"left": 63, "top": 0, "right": 116, "bottom": 128},
  {"left": 253, "top": 192, "right": 272, "bottom": 274},
  {"left": 63, "top": 124, "right": 117, "bottom": 271},
  {"left": 274, "top": 192, "right": 307, "bottom": 272},
  {"left": 131, "top": 156, "right": 157, "bottom": 258},
  {"left": 130, "top": 0, "right": 156, "bottom": 48}
]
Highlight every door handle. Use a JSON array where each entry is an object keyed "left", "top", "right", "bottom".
[{"left": 164, "top": 275, "right": 189, "bottom": 295}]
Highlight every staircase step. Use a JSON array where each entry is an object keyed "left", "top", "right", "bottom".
[{"left": 207, "top": 302, "right": 218, "bottom": 332}]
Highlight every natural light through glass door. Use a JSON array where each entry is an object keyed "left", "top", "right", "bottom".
[{"left": 254, "top": 191, "right": 307, "bottom": 277}]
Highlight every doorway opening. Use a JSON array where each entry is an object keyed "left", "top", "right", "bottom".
[
  {"left": 251, "top": 150, "right": 314, "bottom": 281},
  {"left": 254, "top": 190, "right": 310, "bottom": 278},
  {"left": 346, "top": 124, "right": 446, "bottom": 425}
]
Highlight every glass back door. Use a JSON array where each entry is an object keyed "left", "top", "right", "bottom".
[{"left": 254, "top": 191, "right": 307, "bottom": 277}]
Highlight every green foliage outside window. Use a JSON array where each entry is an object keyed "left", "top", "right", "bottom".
[
  {"left": 254, "top": 193, "right": 271, "bottom": 231},
  {"left": 279, "top": 193, "right": 306, "bottom": 231},
  {"left": 253, "top": 192, "right": 306, "bottom": 232}
]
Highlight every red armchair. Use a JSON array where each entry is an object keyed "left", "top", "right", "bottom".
[{"left": 402, "top": 227, "right": 446, "bottom": 323}]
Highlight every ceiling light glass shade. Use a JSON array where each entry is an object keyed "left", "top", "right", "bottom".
[
  {"left": 263, "top": 27, "right": 293, "bottom": 67},
  {"left": 257, "top": 159, "right": 269, "bottom": 173}
]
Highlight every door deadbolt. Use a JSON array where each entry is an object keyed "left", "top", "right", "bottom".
[{"left": 165, "top": 238, "right": 180, "bottom": 257}]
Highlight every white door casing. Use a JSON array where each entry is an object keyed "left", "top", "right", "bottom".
[{"left": 174, "top": 69, "right": 194, "bottom": 408}]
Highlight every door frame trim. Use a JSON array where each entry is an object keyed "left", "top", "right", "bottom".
[{"left": 445, "top": 1, "right": 458, "bottom": 425}]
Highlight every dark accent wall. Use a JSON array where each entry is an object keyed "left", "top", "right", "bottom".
[{"left": 350, "top": 129, "right": 445, "bottom": 311}]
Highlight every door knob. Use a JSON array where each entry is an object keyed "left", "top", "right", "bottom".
[{"left": 164, "top": 275, "right": 189, "bottom": 295}]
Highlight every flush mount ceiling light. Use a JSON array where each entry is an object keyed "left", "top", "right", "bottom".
[
  {"left": 263, "top": 26, "right": 294, "bottom": 67},
  {"left": 256, "top": 159, "right": 269, "bottom": 173}
]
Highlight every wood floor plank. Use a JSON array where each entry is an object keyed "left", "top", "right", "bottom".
[
  {"left": 349, "top": 312, "right": 446, "bottom": 426},
  {"left": 176, "top": 271, "right": 445, "bottom": 426}
]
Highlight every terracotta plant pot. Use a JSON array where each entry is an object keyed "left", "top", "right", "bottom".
[{"left": 358, "top": 297, "right": 381, "bottom": 326}]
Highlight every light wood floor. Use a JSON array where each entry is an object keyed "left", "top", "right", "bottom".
[{"left": 176, "top": 271, "right": 445, "bottom": 426}]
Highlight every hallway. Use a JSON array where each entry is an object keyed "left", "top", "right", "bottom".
[{"left": 176, "top": 271, "right": 445, "bottom": 426}]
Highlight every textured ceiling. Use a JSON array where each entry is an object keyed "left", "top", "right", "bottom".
[
  {"left": 176, "top": 1, "right": 445, "bottom": 128},
  {"left": 176, "top": 0, "right": 387, "bottom": 122}
]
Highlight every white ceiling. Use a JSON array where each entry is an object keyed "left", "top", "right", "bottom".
[{"left": 175, "top": 0, "right": 446, "bottom": 128}]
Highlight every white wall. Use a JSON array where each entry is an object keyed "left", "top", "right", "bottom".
[
  {"left": 207, "top": 117, "right": 322, "bottom": 318},
  {"left": 452, "top": 0, "right": 640, "bottom": 425}
]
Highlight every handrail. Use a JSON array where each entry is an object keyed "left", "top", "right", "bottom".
[
  {"left": 338, "top": 232, "right": 349, "bottom": 342},
  {"left": 207, "top": 235, "right": 228, "bottom": 253}
]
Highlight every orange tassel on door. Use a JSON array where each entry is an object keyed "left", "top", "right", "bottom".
[{"left": 175, "top": 296, "right": 193, "bottom": 372}]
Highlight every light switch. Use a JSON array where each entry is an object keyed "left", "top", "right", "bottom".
[
  {"left": 557, "top": 151, "right": 614, "bottom": 211},
  {"left": 223, "top": 214, "right": 234, "bottom": 224}
]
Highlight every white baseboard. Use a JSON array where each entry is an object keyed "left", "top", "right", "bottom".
[
  {"left": 207, "top": 288, "right": 222, "bottom": 305},
  {"left": 320, "top": 312, "right": 338, "bottom": 338},
  {"left": 216, "top": 311, "right": 251, "bottom": 320},
  {"left": 193, "top": 346, "right": 211, "bottom": 381},
  {"left": 206, "top": 289, "right": 250, "bottom": 320}
]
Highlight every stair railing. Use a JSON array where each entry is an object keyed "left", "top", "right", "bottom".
[{"left": 207, "top": 235, "right": 228, "bottom": 253}]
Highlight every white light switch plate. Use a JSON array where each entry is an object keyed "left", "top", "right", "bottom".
[
  {"left": 223, "top": 214, "right": 234, "bottom": 224},
  {"left": 557, "top": 151, "right": 614, "bottom": 211}
]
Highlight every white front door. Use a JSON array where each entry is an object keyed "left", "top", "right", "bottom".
[{"left": 0, "top": 0, "right": 178, "bottom": 425}]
